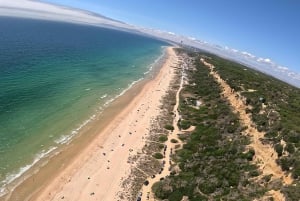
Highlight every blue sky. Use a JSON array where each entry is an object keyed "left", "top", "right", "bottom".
[{"left": 42, "top": 0, "right": 300, "bottom": 72}]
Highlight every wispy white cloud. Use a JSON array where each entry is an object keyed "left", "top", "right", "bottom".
[
  {"left": 0, "top": 0, "right": 134, "bottom": 30},
  {"left": 278, "top": 66, "right": 289, "bottom": 71},
  {"left": 241, "top": 51, "right": 255, "bottom": 58},
  {"left": 188, "top": 36, "right": 196, "bottom": 41},
  {"left": 257, "top": 57, "right": 274, "bottom": 65}
]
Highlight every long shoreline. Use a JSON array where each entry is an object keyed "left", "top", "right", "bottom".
[
  {"left": 0, "top": 46, "right": 167, "bottom": 200},
  {"left": 3, "top": 46, "right": 178, "bottom": 201}
]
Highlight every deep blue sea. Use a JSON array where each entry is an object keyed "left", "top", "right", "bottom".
[{"left": 0, "top": 17, "right": 167, "bottom": 194}]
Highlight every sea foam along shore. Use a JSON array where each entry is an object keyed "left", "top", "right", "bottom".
[
  {"left": 25, "top": 47, "right": 179, "bottom": 201},
  {"left": 0, "top": 46, "right": 167, "bottom": 200},
  {"left": 3, "top": 46, "right": 178, "bottom": 201}
]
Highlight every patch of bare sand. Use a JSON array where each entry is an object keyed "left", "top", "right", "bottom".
[
  {"left": 201, "top": 58, "right": 292, "bottom": 201},
  {"left": 181, "top": 126, "right": 196, "bottom": 133}
]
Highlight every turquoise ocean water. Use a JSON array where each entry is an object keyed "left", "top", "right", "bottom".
[{"left": 0, "top": 17, "right": 167, "bottom": 194}]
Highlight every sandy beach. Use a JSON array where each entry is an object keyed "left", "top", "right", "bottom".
[{"left": 27, "top": 47, "right": 179, "bottom": 201}]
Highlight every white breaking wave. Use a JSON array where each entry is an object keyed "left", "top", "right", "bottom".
[
  {"left": 54, "top": 114, "right": 96, "bottom": 145},
  {"left": 0, "top": 146, "right": 57, "bottom": 196},
  {"left": 100, "top": 94, "right": 107, "bottom": 99},
  {"left": 144, "top": 46, "right": 166, "bottom": 75}
]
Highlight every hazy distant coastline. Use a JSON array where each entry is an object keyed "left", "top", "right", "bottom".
[{"left": 1, "top": 0, "right": 299, "bottom": 88}]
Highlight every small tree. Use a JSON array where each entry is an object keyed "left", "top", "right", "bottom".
[
  {"left": 285, "top": 143, "right": 295, "bottom": 154},
  {"left": 171, "top": 139, "right": 178, "bottom": 143},
  {"left": 274, "top": 143, "right": 283, "bottom": 157},
  {"left": 164, "top": 124, "right": 174, "bottom": 131},
  {"left": 153, "top": 152, "right": 164, "bottom": 159},
  {"left": 159, "top": 135, "right": 168, "bottom": 142}
]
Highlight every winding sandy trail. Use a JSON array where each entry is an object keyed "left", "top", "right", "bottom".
[
  {"left": 140, "top": 54, "right": 185, "bottom": 201},
  {"left": 201, "top": 58, "right": 292, "bottom": 200}
]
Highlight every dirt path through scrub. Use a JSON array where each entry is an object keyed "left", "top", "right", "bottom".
[
  {"left": 201, "top": 58, "right": 292, "bottom": 200},
  {"left": 140, "top": 53, "right": 185, "bottom": 201}
]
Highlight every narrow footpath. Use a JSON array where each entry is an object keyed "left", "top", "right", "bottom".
[{"left": 140, "top": 55, "right": 185, "bottom": 201}]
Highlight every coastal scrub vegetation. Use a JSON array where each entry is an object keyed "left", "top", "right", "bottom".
[
  {"left": 153, "top": 152, "right": 164, "bottom": 159},
  {"left": 152, "top": 48, "right": 300, "bottom": 200},
  {"left": 164, "top": 124, "right": 175, "bottom": 131},
  {"left": 205, "top": 53, "right": 300, "bottom": 200},
  {"left": 159, "top": 135, "right": 168, "bottom": 142},
  {"left": 153, "top": 50, "right": 266, "bottom": 200}
]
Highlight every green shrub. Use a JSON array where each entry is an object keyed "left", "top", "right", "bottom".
[
  {"left": 171, "top": 139, "right": 178, "bottom": 143},
  {"left": 274, "top": 143, "right": 283, "bottom": 157},
  {"left": 178, "top": 134, "right": 187, "bottom": 141},
  {"left": 180, "top": 120, "right": 191, "bottom": 130},
  {"left": 249, "top": 170, "right": 260, "bottom": 177},
  {"left": 152, "top": 181, "right": 170, "bottom": 199},
  {"left": 282, "top": 185, "right": 300, "bottom": 201},
  {"left": 287, "top": 132, "right": 300, "bottom": 143},
  {"left": 153, "top": 152, "right": 163, "bottom": 159},
  {"left": 245, "top": 148, "right": 255, "bottom": 161},
  {"left": 292, "top": 162, "right": 300, "bottom": 179},
  {"left": 278, "top": 157, "right": 292, "bottom": 171},
  {"left": 167, "top": 191, "right": 184, "bottom": 201},
  {"left": 159, "top": 135, "right": 168, "bottom": 142},
  {"left": 158, "top": 144, "right": 165, "bottom": 149},
  {"left": 199, "top": 181, "right": 216, "bottom": 194},
  {"left": 164, "top": 124, "right": 174, "bottom": 131},
  {"left": 285, "top": 143, "right": 295, "bottom": 154}
]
